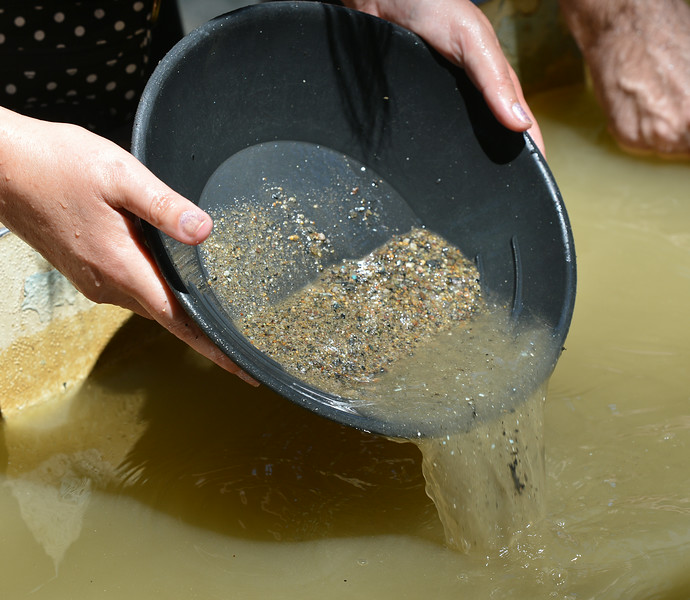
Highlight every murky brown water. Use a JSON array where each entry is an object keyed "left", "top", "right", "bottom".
[{"left": 2, "top": 85, "right": 690, "bottom": 599}]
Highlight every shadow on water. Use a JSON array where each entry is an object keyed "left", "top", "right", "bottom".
[{"left": 79, "top": 316, "right": 441, "bottom": 544}]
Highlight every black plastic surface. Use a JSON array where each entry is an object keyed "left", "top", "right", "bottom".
[{"left": 132, "top": 2, "right": 576, "bottom": 438}]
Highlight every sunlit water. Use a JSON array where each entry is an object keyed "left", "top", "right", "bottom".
[{"left": 2, "top": 85, "right": 690, "bottom": 599}]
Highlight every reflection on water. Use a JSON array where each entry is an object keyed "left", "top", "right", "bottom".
[{"left": 2, "top": 85, "right": 690, "bottom": 598}]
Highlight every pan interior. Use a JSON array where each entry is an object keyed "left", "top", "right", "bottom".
[
  {"left": 198, "top": 141, "right": 420, "bottom": 309},
  {"left": 188, "top": 140, "right": 561, "bottom": 438}
]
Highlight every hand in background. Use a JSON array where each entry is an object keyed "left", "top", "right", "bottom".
[{"left": 561, "top": 0, "right": 690, "bottom": 159}]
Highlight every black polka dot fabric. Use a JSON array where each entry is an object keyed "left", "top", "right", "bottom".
[{"left": 0, "top": 1, "right": 159, "bottom": 137}]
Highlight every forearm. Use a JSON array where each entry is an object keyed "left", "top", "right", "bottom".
[
  {"left": 560, "top": 0, "right": 690, "bottom": 157},
  {"left": 558, "top": 0, "right": 635, "bottom": 33},
  {"left": 559, "top": 0, "right": 684, "bottom": 52},
  {"left": 0, "top": 107, "right": 56, "bottom": 244}
]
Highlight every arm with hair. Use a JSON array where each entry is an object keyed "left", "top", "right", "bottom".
[{"left": 560, "top": 0, "right": 690, "bottom": 158}]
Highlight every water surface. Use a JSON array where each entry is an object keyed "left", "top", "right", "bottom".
[{"left": 1, "top": 85, "right": 690, "bottom": 599}]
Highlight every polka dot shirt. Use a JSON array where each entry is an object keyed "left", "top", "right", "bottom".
[{"left": 0, "top": 1, "right": 159, "bottom": 136}]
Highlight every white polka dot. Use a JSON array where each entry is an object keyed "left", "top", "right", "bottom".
[
  {"left": 133, "top": 2, "right": 145, "bottom": 12},
  {"left": 106, "top": 59, "right": 117, "bottom": 67},
  {"left": 24, "top": 71, "right": 36, "bottom": 79},
  {"left": 66, "top": 90, "right": 77, "bottom": 97},
  {"left": 5, "top": 84, "right": 17, "bottom": 95},
  {"left": 86, "top": 74, "right": 98, "bottom": 83},
  {"left": 74, "top": 26, "right": 85, "bottom": 37},
  {"left": 125, "top": 63, "right": 137, "bottom": 74},
  {"left": 96, "top": 39, "right": 107, "bottom": 45},
  {"left": 124, "top": 90, "right": 136, "bottom": 100},
  {"left": 105, "top": 81, "right": 117, "bottom": 92},
  {"left": 66, "top": 68, "right": 78, "bottom": 76},
  {"left": 56, "top": 43, "right": 66, "bottom": 49},
  {"left": 46, "top": 82, "right": 58, "bottom": 91},
  {"left": 14, "top": 16, "right": 26, "bottom": 27},
  {"left": 94, "top": 9, "right": 105, "bottom": 19},
  {"left": 54, "top": 12, "right": 65, "bottom": 23},
  {"left": 0, "top": 34, "right": 5, "bottom": 44},
  {"left": 34, "top": 30, "right": 46, "bottom": 41},
  {"left": 114, "top": 20, "right": 126, "bottom": 32}
]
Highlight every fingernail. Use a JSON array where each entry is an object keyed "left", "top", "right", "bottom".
[
  {"left": 512, "top": 102, "right": 532, "bottom": 126},
  {"left": 180, "top": 210, "right": 207, "bottom": 238}
]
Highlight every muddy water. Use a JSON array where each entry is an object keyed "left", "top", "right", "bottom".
[{"left": 2, "top": 85, "right": 690, "bottom": 598}]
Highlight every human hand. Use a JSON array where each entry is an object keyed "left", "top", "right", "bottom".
[
  {"left": 561, "top": 0, "right": 690, "bottom": 159},
  {"left": 343, "top": 0, "right": 545, "bottom": 154},
  {"left": 0, "top": 107, "right": 256, "bottom": 384}
]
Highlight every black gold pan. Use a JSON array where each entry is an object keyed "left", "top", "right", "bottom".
[{"left": 132, "top": 2, "right": 576, "bottom": 438}]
